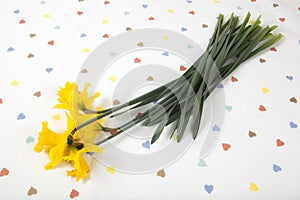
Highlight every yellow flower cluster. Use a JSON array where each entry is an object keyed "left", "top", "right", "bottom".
[{"left": 34, "top": 82, "right": 103, "bottom": 181}]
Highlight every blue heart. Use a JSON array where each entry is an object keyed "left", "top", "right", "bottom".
[
  {"left": 289, "top": 121, "right": 298, "bottom": 128},
  {"left": 181, "top": 27, "right": 187, "bottom": 32},
  {"left": 162, "top": 51, "right": 169, "bottom": 56},
  {"left": 142, "top": 141, "right": 150, "bottom": 149},
  {"left": 13, "top": 10, "right": 20, "bottom": 14},
  {"left": 7, "top": 47, "right": 14, "bottom": 52},
  {"left": 186, "top": 0, "right": 192, "bottom": 3},
  {"left": 212, "top": 124, "right": 220, "bottom": 132},
  {"left": 273, "top": 164, "right": 282, "bottom": 172},
  {"left": 286, "top": 75, "right": 293, "bottom": 81},
  {"left": 80, "top": 33, "right": 87, "bottom": 38},
  {"left": 142, "top": 4, "right": 148, "bottom": 9},
  {"left": 46, "top": 68, "right": 53, "bottom": 73},
  {"left": 204, "top": 184, "right": 214, "bottom": 194},
  {"left": 217, "top": 83, "right": 224, "bottom": 88},
  {"left": 17, "top": 113, "right": 26, "bottom": 120}
]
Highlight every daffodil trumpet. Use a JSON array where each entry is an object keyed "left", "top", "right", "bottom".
[{"left": 70, "top": 12, "right": 282, "bottom": 144}]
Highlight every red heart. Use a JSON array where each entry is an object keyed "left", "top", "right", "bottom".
[
  {"left": 77, "top": 11, "right": 83, "bottom": 16},
  {"left": 0, "top": 98, "right": 3, "bottom": 104},
  {"left": 276, "top": 139, "right": 285, "bottom": 147},
  {"left": 148, "top": 16, "right": 155, "bottom": 20},
  {"left": 0, "top": 168, "right": 9, "bottom": 177},
  {"left": 279, "top": 17, "right": 285, "bottom": 22},
  {"left": 134, "top": 58, "right": 141, "bottom": 63},
  {"left": 102, "top": 34, "right": 109, "bottom": 38},
  {"left": 298, "top": 7, "right": 300, "bottom": 11},
  {"left": 19, "top": 19, "right": 26, "bottom": 24},
  {"left": 189, "top": 10, "right": 195, "bottom": 15},
  {"left": 180, "top": 65, "right": 187, "bottom": 71},
  {"left": 110, "top": 129, "right": 118, "bottom": 135},
  {"left": 104, "top": 1, "right": 110, "bottom": 4},
  {"left": 70, "top": 189, "right": 79, "bottom": 199},
  {"left": 270, "top": 47, "right": 277, "bottom": 52},
  {"left": 136, "top": 112, "right": 142, "bottom": 118},
  {"left": 231, "top": 76, "right": 238, "bottom": 82},
  {"left": 47, "top": 40, "right": 54, "bottom": 45},
  {"left": 258, "top": 105, "right": 266, "bottom": 111},
  {"left": 250, "top": 0, "right": 256, "bottom": 2},
  {"left": 222, "top": 143, "right": 231, "bottom": 151}
]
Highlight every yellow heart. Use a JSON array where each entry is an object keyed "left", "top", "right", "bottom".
[
  {"left": 168, "top": 9, "right": 174, "bottom": 13},
  {"left": 214, "top": 0, "right": 219, "bottom": 3},
  {"left": 106, "top": 166, "right": 115, "bottom": 174},
  {"left": 10, "top": 80, "right": 18, "bottom": 86},
  {"left": 173, "top": 133, "right": 178, "bottom": 141},
  {"left": 109, "top": 76, "right": 116, "bottom": 82},
  {"left": 52, "top": 114, "right": 60, "bottom": 121},
  {"left": 83, "top": 48, "right": 90, "bottom": 53},
  {"left": 102, "top": 19, "right": 108, "bottom": 24},
  {"left": 262, "top": 87, "right": 269, "bottom": 93},
  {"left": 162, "top": 35, "right": 168, "bottom": 40},
  {"left": 43, "top": 14, "right": 50, "bottom": 18},
  {"left": 249, "top": 20, "right": 254, "bottom": 25},
  {"left": 249, "top": 182, "right": 259, "bottom": 191}
]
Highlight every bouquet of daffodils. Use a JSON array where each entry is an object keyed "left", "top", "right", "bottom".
[{"left": 35, "top": 13, "right": 282, "bottom": 181}]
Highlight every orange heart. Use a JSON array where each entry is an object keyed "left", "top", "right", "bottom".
[
  {"left": 222, "top": 143, "right": 231, "bottom": 151},
  {"left": 77, "top": 11, "right": 83, "bottom": 15},
  {"left": 19, "top": 19, "right": 26, "bottom": 24},
  {"left": 104, "top": 1, "right": 110, "bottom": 4},
  {"left": 180, "top": 65, "right": 187, "bottom": 71},
  {"left": 0, "top": 167, "right": 9, "bottom": 177},
  {"left": 189, "top": 10, "right": 195, "bottom": 15},
  {"left": 270, "top": 47, "right": 277, "bottom": 52},
  {"left": 276, "top": 139, "right": 284, "bottom": 147},
  {"left": 134, "top": 58, "right": 141, "bottom": 63},
  {"left": 258, "top": 105, "right": 266, "bottom": 111},
  {"left": 279, "top": 17, "right": 285, "bottom": 22},
  {"left": 0, "top": 98, "right": 2, "bottom": 104},
  {"left": 103, "top": 34, "right": 109, "bottom": 38},
  {"left": 47, "top": 40, "right": 54, "bottom": 45},
  {"left": 231, "top": 76, "right": 238, "bottom": 82},
  {"left": 70, "top": 189, "right": 79, "bottom": 199},
  {"left": 251, "top": 0, "right": 256, "bottom": 2},
  {"left": 148, "top": 16, "right": 155, "bottom": 20}
]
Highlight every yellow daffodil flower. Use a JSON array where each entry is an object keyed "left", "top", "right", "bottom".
[{"left": 34, "top": 113, "right": 102, "bottom": 181}]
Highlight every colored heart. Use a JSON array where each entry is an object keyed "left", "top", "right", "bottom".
[
  {"left": 276, "top": 139, "right": 285, "bottom": 147},
  {"left": 225, "top": 105, "right": 232, "bottom": 112},
  {"left": 27, "top": 53, "right": 34, "bottom": 58},
  {"left": 290, "top": 97, "right": 297, "bottom": 103},
  {"left": 187, "top": 44, "right": 194, "bottom": 49},
  {"left": 44, "top": 14, "right": 50, "bottom": 18},
  {"left": 47, "top": 40, "right": 54, "bottom": 45},
  {"left": 249, "top": 182, "right": 259, "bottom": 191},
  {"left": 157, "top": 169, "right": 165, "bottom": 177},
  {"left": 82, "top": 48, "right": 90, "bottom": 53},
  {"left": 198, "top": 159, "right": 207, "bottom": 167},
  {"left": 113, "top": 99, "right": 121, "bottom": 105},
  {"left": 110, "top": 52, "right": 116, "bottom": 56},
  {"left": 248, "top": 131, "right": 257, "bottom": 138},
  {"left": 0, "top": 98, "right": 2, "bottom": 104},
  {"left": 212, "top": 124, "right": 220, "bottom": 132},
  {"left": 258, "top": 105, "right": 266, "bottom": 111},
  {"left": 13, "top": 10, "right": 20, "bottom": 14},
  {"left": 0, "top": 168, "right": 9, "bottom": 177},
  {"left": 142, "top": 4, "right": 148, "bottom": 9},
  {"left": 259, "top": 58, "right": 266, "bottom": 63},
  {"left": 17, "top": 113, "right": 26, "bottom": 120},
  {"left": 70, "top": 189, "right": 79, "bottom": 199},
  {"left": 279, "top": 18, "right": 285, "bottom": 22},
  {"left": 53, "top": 25, "right": 60, "bottom": 29},
  {"left": 273, "top": 3, "right": 279, "bottom": 7},
  {"left": 135, "top": 112, "right": 142, "bottom": 118},
  {"left": 168, "top": 9, "right": 174, "bottom": 13},
  {"left": 237, "top": 6, "right": 242, "bottom": 10},
  {"left": 77, "top": 11, "right": 83, "bottom": 15},
  {"left": 106, "top": 166, "right": 115, "bottom": 174},
  {"left": 162, "top": 35, "right": 168, "bottom": 40},
  {"left": 181, "top": 27, "right": 187, "bottom": 32},
  {"left": 289, "top": 121, "right": 298, "bottom": 128},
  {"left": 270, "top": 47, "right": 277, "bottom": 52},
  {"left": 46, "top": 68, "right": 53, "bottom": 73},
  {"left": 103, "top": 34, "right": 109, "bottom": 38},
  {"left": 180, "top": 65, "right": 187, "bottom": 71},
  {"left": 250, "top": 0, "right": 256, "bottom": 2},
  {"left": 80, "top": 69, "right": 88, "bottom": 73},
  {"left": 186, "top": 0, "right": 192, "bottom": 3},
  {"left": 273, "top": 164, "right": 282, "bottom": 173},
  {"left": 19, "top": 19, "right": 26, "bottom": 24},
  {"left": 134, "top": 58, "right": 141, "bottom": 63},
  {"left": 262, "top": 87, "right": 269, "bottom": 93},
  {"left": 162, "top": 51, "right": 169, "bottom": 56},
  {"left": 222, "top": 143, "right": 231, "bottom": 151},
  {"left": 285, "top": 75, "right": 293, "bottom": 81},
  {"left": 109, "top": 76, "right": 116, "bottom": 82},
  {"left": 27, "top": 187, "right": 37, "bottom": 196},
  {"left": 104, "top": 1, "right": 110, "bottom": 4},
  {"left": 7, "top": 47, "right": 14, "bottom": 52},
  {"left": 142, "top": 141, "right": 150, "bottom": 149},
  {"left": 148, "top": 16, "right": 155, "bottom": 20},
  {"left": 52, "top": 114, "right": 60, "bottom": 120},
  {"left": 124, "top": 11, "right": 130, "bottom": 15},
  {"left": 126, "top": 27, "right": 132, "bottom": 31},
  {"left": 202, "top": 24, "right": 208, "bottom": 28},
  {"left": 217, "top": 83, "right": 224, "bottom": 88},
  {"left": 189, "top": 10, "right": 195, "bottom": 15},
  {"left": 26, "top": 136, "right": 34, "bottom": 144},
  {"left": 29, "top": 33, "right": 36, "bottom": 38},
  {"left": 40, "top": 0, "right": 46, "bottom": 4},
  {"left": 147, "top": 76, "right": 154, "bottom": 81},
  {"left": 137, "top": 42, "right": 144, "bottom": 47},
  {"left": 102, "top": 19, "right": 108, "bottom": 24},
  {"left": 80, "top": 33, "right": 87, "bottom": 38},
  {"left": 204, "top": 185, "right": 214, "bottom": 194},
  {"left": 231, "top": 76, "right": 238, "bottom": 82}
]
